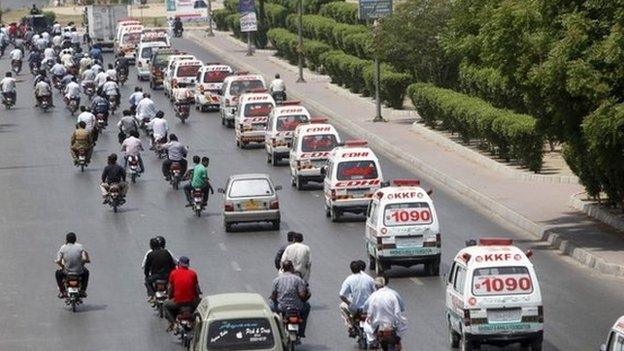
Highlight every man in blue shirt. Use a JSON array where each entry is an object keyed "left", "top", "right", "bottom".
[{"left": 339, "top": 260, "right": 375, "bottom": 337}]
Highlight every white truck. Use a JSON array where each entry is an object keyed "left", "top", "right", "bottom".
[{"left": 86, "top": 5, "right": 128, "bottom": 51}]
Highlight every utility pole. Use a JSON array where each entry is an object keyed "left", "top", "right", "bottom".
[
  {"left": 296, "top": 0, "right": 305, "bottom": 83},
  {"left": 372, "top": 19, "right": 385, "bottom": 122},
  {"left": 206, "top": 0, "right": 214, "bottom": 36},
  {"left": 246, "top": 30, "right": 253, "bottom": 56}
]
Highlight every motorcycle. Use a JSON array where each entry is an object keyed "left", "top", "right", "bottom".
[
  {"left": 282, "top": 308, "right": 303, "bottom": 350},
  {"left": 40, "top": 95, "right": 52, "bottom": 112},
  {"left": 174, "top": 102, "right": 190, "bottom": 123},
  {"left": 150, "top": 279, "right": 168, "bottom": 318},
  {"left": 96, "top": 113, "right": 107, "bottom": 133},
  {"left": 76, "top": 148, "right": 89, "bottom": 172},
  {"left": 172, "top": 306, "right": 195, "bottom": 348},
  {"left": 105, "top": 183, "right": 125, "bottom": 212},
  {"left": 2, "top": 93, "right": 15, "bottom": 110},
  {"left": 192, "top": 188, "right": 205, "bottom": 217},
  {"left": 173, "top": 28, "right": 183, "bottom": 38},
  {"left": 353, "top": 310, "right": 368, "bottom": 349},
  {"left": 153, "top": 136, "right": 168, "bottom": 159},
  {"left": 376, "top": 324, "right": 401, "bottom": 351},
  {"left": 63, "top": 274, "right": 84, "bottom": 312},
  {"left": 127, "top": 155, "right": 141, "bottom": 183},
  {"left": 118, "top": 70, "right": 128, "bottom": 86},
  {"left": 107, "top": 95, "right": 119, "bottom": 115},
  {"left": 83, "top": 81, "right": 95, "bottom": 98},
  {"left": 11, "top": 59, "right": 21, "bottom": 74},
  {"left": 271, "top": 91, "right": 287, "bottom": 105},
  {"left": 66, "top": 97, "right": 79, "bottom": 115},
  {"left": 169, "top": 162, "right": 183, "bottom": 190}
]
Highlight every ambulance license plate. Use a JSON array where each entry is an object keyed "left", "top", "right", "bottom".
[
  {"left": 488, "top": 308, "right": 521, "bottom": 323},
  {"left": 396, "top": 236, "right": 423, "bottom": 248}
]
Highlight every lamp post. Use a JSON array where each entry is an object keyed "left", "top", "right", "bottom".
[
  {"left": 296, "top": 0, "right": 305, "bottom": 83},
  {"left": 372, "top": 19, "right": 385, "bottom": 122},
  {"left": 206, "top": 0, "right": 214, "bottom": 36}
]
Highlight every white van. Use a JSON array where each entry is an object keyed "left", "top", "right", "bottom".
[
  {"left": 601, "top": 316, "right": 624, "bottom": 351},
  {"left": 323, "top": 140, "right": 383, "bottom": 221},
  {"left": 115, "top": 20, "right": 141, "bottom": 45},
  {"left": 117, "top": 26, "right": 144, "bottom": 63},
  {"left": 365, "top": 179, "right": 440, "bottom": 276},
  {"left": 220, "top": 73, "right": 266, "bottom": 128},
  {"left": 136, "top": 42, "right": 169, "bottom": 81},
  {"left": 194, "top": 64, "right": 233, "bottom": 112},
  {"left": 446, "top": 238, "right": 543, "bottom": 351},
  {"left": 265, "top": 102, "right": 311, "bottom": 166},
  {"left": 140, "top": 30, "right": 170, "bottom": 47},
  {"left": 289, "top": 122, "right": 341, "bottom": 190},
  {"left": 162, "top": 55, "right": 198, "bottom": 97},
  {"left": 234, "top": 92, "right": 275, "bottom": 148}
]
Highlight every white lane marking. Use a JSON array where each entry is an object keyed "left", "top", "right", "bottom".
[
  {"left": 218, "top": 243, "right": 227, "bottom": 251},
  {"left": 230, "top": 261, "right": 242, "bottom": 272},
  {"left": 244, "top": 284, "right": 255, "bottom": 292},
  {"left": 410, "top": 277, "right": 424, "bottom": 286}
]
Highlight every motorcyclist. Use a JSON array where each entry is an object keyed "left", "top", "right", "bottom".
[
  {"left": 60, "top": 49, "right": 74, "bottom": 68},
  {"left": 89, "top": 44, "right": 103, "bottom": 64},
  {"left": 269, "top": 73, "right": 287, "bottom": 100},
  {"left": 70, "top": 27, "right": 81, "bottom": 51},
  {"left": 9, "top": 47, "right": 23, "bottom": 73},
  {"left": 172, "top": 81, "right": 194, "bottom": 108},
  {"left": 117, "top": 109, "right": 140, "bottom": 143},
  {"left": 147, "top": 110, "right": 169, "bottom": 148},
  {"left": 55, "top": 232, "right": 90, "bottom": 298},
  {"left": 364, "top": 277, "right": 407, "bottom": 348},
  {"left": 79, "top": 53, "right": 93, "bottom": 74},
  {"left": 128, "top": 86, "right": 144, "bottom": 114},
  {"left": 142, "top": 236, "right": 177, "bottom": 270},
  {"left": 271, "top": 260, "right": 311, "bottom": 338},
  {"left": 50, "top": 59, "right": 67, "bottom": 86},
  {"left": 28, "top": 49, "right": 42, "bottom": 73},
  {"left": 339, "top": 260, "right": 375, "bottom": 337},
  {"left": 60, "top": 72, "right": 75, "bottom": 91},
  {"left": 34, "top": 79, "right": 53, "bottom": 107},
  {"left": 114, "top": 53, "right": 129, "bottom": 79},
  {"left": 64, "top": 76, "right": 81, "bottom": 107},
  {"left": 121, "top": 130, "right": 145, "bottom": 173},
  {"left": 70, "top": 121, "right": 93, "bottom": 164},
  {"left": 0, "top": 72, "right": 18, "bottom": 104},
  {"left": 100, "top": 77, "right": 120, "bottom": 109},
  {"left": 91, "top": 94, "right": 110, "bottom": 126},
  {"left": 280, "top": 232, "right": 311, "bottom": 283},
  {"left": 94, "top": 67, "right": 108, "bottom": 88},
  {"left": 135, "top": 92, "right": 158, "bottom": 129},
  {"left": 52, "top": 21, "right": 62, "bottom": 36},
  {"left": 161, "top": 134, "right": 188, "bottom": 180},
  {"left": 173, "top": 16, "right": 183, "bottom": 35},
  {"left": 81, "top": 65, "right": 96, "bottom": 84},
  {"left": 100, "top": 153, "right": 127, "bottom": 203},
  {"left": 164, "top": 256, "right": 201, "bottom": 332},
  {"left": 105, "top": 63, "right": 117, "bottom": 82},
  {"left": 144, "top": 237, "right": 176, "bottom": 300},
  {"left": 183, "top": 156, "right": 213, "bottom": 207},
  {"left": 274, "top": 231, "right": 297, "bottom": 270}
]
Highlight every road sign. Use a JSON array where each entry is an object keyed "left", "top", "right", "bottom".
[
  {"left": 358, "top": 0, "right": 393, "bottom": 20},
  {"left": 238, "top": 0, "right": 256, "bottom": 13},
  {"left": 240, "top": 12, "right": 257, "bottom": 32}
]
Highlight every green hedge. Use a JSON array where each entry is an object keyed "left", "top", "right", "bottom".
[
  {"left": 458, "top": 63, "right": 525, "bottom": 112},
  {"left": 319, "top": 1, "right": 359, "bottom": 24},
  {"left": 320, "top": 50, "right": 368, "bottom": 93},
  {"left": 267, "top": 28, "right": 332, "bottom": 70},
  {"left": 265, "top": 3, "right": 289, "bottom": 28},
  {"left": 363, "top": 64, "right": 412, "bottom": 109},
  {"left": 331, "top": 22, "right": 368, "bottom": 51},
  {"left": 407, "top": 83, "right": 544, "bottom": 171},
  {"left": 226, "top": 13, "right": 242, "bottom": 39},
  {"left": 223, "top": 0, "right": 239, "bottom": 13},
  {"left": 213, "top": 9, "right": 231, "bottom": 31},
  {"left": 305, "top": 0, "right": 345, "bottom": 14},
  {"left": 343, "top": 32, "right": 372, "bottom": 59}
]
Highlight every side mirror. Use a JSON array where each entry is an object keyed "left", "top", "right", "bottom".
[
  {"left": 381, "top": 181, "right": 390, "bottom": 187},
  {"left": 217, "top": 188, "right": 225, "bottom": 194},
  {"left": 600, "top": 345, "right": 607, "bottom": 351},
  {"left": 427, "top": 189, "right": 433, "bottom": 195},
  {"left": 274, "top": 185, "right": 282, "bottom": 191},
  {"left": 320, "top": 166, "right": 327, "bottom": 175},
  {"left": 146, "top": 59, "right": 150, "bottom": 64}
]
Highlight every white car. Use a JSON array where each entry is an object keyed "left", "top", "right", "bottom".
[
  {"left": 194, "top": 64, "right": 233, "bottom": 112},
  {"left": 219, "top": 73, "right": 266, "bottom": 128},
  {"left": 136, "top": 42, "right": 169, "bottom": 81}
]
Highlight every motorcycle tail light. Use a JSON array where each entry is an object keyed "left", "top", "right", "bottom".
[
  {"left": 67, "top": 280, "right": 79, "bottom": 287},
  {"left": 288, "top": 316, "right": 300, "bottom": 324},
  {"left": 170, "top": 163, "right": 181, "bottom": 170}
]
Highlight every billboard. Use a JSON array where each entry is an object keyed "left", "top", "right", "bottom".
[
  {"left": 240, "top": 12, "right": 257, "bottom": 32},
  {"left": 166, "top": 0, "right": 209, "bottom": 22}
]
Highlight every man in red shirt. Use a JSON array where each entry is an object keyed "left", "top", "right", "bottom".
[{"left": 164, "top": 256, "right": 202, "bottom": 331}]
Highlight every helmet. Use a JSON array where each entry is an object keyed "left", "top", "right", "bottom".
[{"left": 155, "top": 236, "right": 166, "bottom": 248}]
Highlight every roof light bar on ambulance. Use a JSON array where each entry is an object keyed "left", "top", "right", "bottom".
[
  {"left": 344, "top": 140, "right": 368, "bottom": 147},
  {"left": 280, "top": 100, "right": 301, "bottom": 106},
  {"left": 310, "top": 116, "right": 329, "bottom": 124},
  {"left": 392, "top": 179, "right": 421, "bottom": 187},
  {"left": 479, "top": 238, "right": 513, "bottom": 246}
]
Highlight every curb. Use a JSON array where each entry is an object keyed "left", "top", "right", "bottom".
[
  {"left": 186, "top": 30, "right": 624, "bottom": 277},
  {"left": 569, "top": 193, "right": 624, "bottom": 233}
]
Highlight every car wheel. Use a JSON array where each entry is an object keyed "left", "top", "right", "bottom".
[
  {"left": 460, "top": 333, "right": 473, "bottom": 351},
  {"left": 330, "top": 206, "right": 340, "bottom": 222},
  {"left": 530, "top": 340, "right": 542, "bottom": 351},
  {"left": 272, "top": 220, "right": 280, "bottom": 230},
  {"left": 224, "top": 222, "right": 233, "bottom": 232},
  {"left": 374, "top": 260, "right": 385, "bottom": 276},
  {"left": 272, "top": 155, "right": 279, "bottom": 166},
  {"left": 221, "top": 113, "right": 225, "bottom": 125},
  {"left": 448, "top": 321, "right": 460, "bottom": 348},
  {"left": 325, "top": 205, "right": 331, "bottom": 217},
  {"left": 267, "top": 153, "right": 272, "bottom": 164},
  {"left": 369, "top": 255, "right": 376, "bottom": 271},
  {"left": 295, "top": 176, "right": 305, "bottom": 190}
]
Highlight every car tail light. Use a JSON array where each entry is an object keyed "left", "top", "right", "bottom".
[
  {"left": 271, "top": 138, "right": 277, "bottom": 147},
  {"left": 269, "top": 199, "right": 279, "bottom": 209},
  {"left": 224, "top": 203, "right": 234, "bottom": 212},
  {"left": 330, "top": 189, "right": 336, "bottom": 200},
  {"left": 138, "top": 61, "right": 142, "bottom": 68},
  {"left": 423, "top": 234, "right": 440, "bottom": 247}
]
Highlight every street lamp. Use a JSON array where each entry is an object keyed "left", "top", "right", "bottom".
[{"left": 296, "top": 0, "right": 305, "bottom": 83}]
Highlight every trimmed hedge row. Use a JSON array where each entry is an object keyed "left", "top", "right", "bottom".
[
  {"left": 319, "top": 1, "right": 359, "bottom": 25},
  {"left": 267, "top": 28, "right": 332, "bottom": 70},
  {"left": 320, "top": 50, "right": 369, "bottom": 93},
  {"left": 226, "top": 13, "right": 242, "bottom": 39},
  {"left": 407, "top": 83, "right": 543, "bottom": 171},
  {"left": 265, "top": 3, "right": 289, "bottom": 28},
  {"left": 213, "top": 9, "right": 230, "bottom": 31},
  {"left": 363, "top": 64, "right": 412, "bottom": 109},
  {"left": 458, "top": 63, "right": 525, "bottom": 112}
]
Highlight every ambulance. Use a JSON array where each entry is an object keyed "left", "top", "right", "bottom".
[
  {"left": 264, "top": 102, "right": 311, "bottom": 166},
  {"left": 601, "top": 316, "right": 624, "bottom": 351},
  {"left": 323, "top": 140, "right": 383, "bottom": 221},
  {"left": 194, "top": 63, "right": 233, "bottom": 112},
  {"left": 446, "top": 238, "right": 543, "bottom": 351},
  {"left": 289, "top": 122, "right": 341, "bottom": 190},
  {"left": 140, "top": 29, "right": 170, "bottom": 47},
  {"left": 115, "top": 19, "right": 141, "bottom": 45},
  {"left": 162, "top": 55, "right": 199, "bottom": 97},
  {"left": 136, "top": 41, "right": 169, "bottom": 81},
  {"left": 220, "top": 73, "right": 266, "bottom": 128},
  {"left": 234, "top": 91, "right": 275, "bottom": 148},
  {"left": 116, "top": 25, "right": 144, "bottom": 63},
  {"left": 365, "top": 179, "right": 440, "bottom": 276}
]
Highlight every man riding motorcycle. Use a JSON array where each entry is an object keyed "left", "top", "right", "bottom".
[
  {"left": 77, "top": 105, "right": 97, "bottom": 142},
  {"left": 91, "top": 94, "right": 110, "bottom": 126},
  {"left": 34, "top": 79, "right": 53, "bottom": 107},
  {"left": 135, "top": 92, "right": 158, "bottom": 129},
  {"left": 105, "top": 63, "right": 117, "bottom": 82},
  {"left": 271, "top": 260, "right": 311, "bottom": 338},
  {"left": 70, "top": 121, "right": 93, "bottom": 164},
  {"left": 148, "top": 110, "right": 169, "bottom": 148},
  {"left": 269, "top": 73, "right": 287, "bottom": 101},
  {"left": 121, "top": 130, "right": 145, "bottom": 173},
  {"left": 339, "top": 260, "right": 375, "bottom": 338},
  {"left": 64, "top": 76, "right": 81, "bottom": 108},
  {"left": 117, "top": 109, "right": 140, "bottom": 143},
  {"left": 0, "top": 72, "right": 18, "bottom": 105},
  {"left": 100, "top": 153, "right": 128, "bottom": 203},
  {"left": 183, "top": 156, "right": 213, "bottom": 207},
  {"left": 50, "top": 60, "right": 67, "bottom": 87},
  {"left": 9, "top": 47, "right": 23, "bottom": 73},
  {"left": 173, "top": 16, "right": 184, "bottom": 36},
  {"left": 55, "top": 232, "right": 90, "bottom": 298},
  {"left": 364, "top": 277, "right": 407, "bottom": 349},
  {"left": 144, "top": 237, "right": 176, "bottom": 300},
  {"left": 171, "top": 81, "right": 194, "bottom": 115},
  {"left": 164, "top": 256, "right": 202, "bottom": 332},
  {"left": 114, "top": 53, "right": 129, "bottom": 80},
  {"left": 280, "top": 232, "right": 311, "bottom": 283},
  {"left": 28, "top": 49, "right": 42, "bottom": 74},
  {"left": 100, "top": 77, "right": 120, "bottom": 110},
  {"left": 161, "top": 133, "right": 188, "bottom": 180},
  {"left": 128, "top": 86, "right": 144, "bottom": 114}
]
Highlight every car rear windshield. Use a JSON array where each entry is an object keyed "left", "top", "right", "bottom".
[
  {"left": 207, "top": 318, "right": 275, "bottom": 350},
  {"left": 122, "top": 32, "right": 141, "bottom": 45},
  {"left": 203, "top": 70, "right": 230, "bottom": 83},
  {"left": 301, "top": 134, "right": 338, "bottom": 152},
  {"left": 152, "top": 53, "right": 173, "bottom": 69},
  {"left": 277, "top": 115, "right": 308, "bottom": 131},
  {"left": 336, "top": 161, "right": 378, "bottom": 181},
  {"left": 383, "top": 202, "right": 433, "bottom": 227},
  {"left": 176, "top": 65, "right": 201, "bottom": 77},
  {"left": 244, "top": 103, "right": 273, "bottom": 117},
  {"left": 472, "top": 266, "right": 534, "bottom": 296},
  {"left": 144, "top": 36, "right": 167, "bottom": 45},
  {"left": 229, "top": 79, "right": 264, "bottom": 96},
  {"left": 141, "top": 47, "right": 154, "bottom": 59},
  {"left": 229, "top": 179, "right": 274, "bottom": 198}
]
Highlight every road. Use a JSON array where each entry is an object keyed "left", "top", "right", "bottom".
[{"left": 0, "top": 37, "right": 621, "bottom": 351}]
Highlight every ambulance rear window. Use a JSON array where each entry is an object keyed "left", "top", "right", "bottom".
[
  {"left": 203, "top": 70, "right": 230, "bottom": 83},
  {"left": 244, "top": 103, "right": 273, "bottom": 117},
  {"left": 277, "top": 115, "right": 308, "bottom": 131},
  {"left": 472, "top": 266, "right": 533, "bottom": 296},
  {"left": 383, "top": 202, "right": 432, "bottom": 226},
  {"left": 122, "top": 32, "right": 141, "bottom": 45},
  {"left": 301, "top": 134, "right": 337, "bottom": 152},
  {"left": 337, "top": 161, "right": 378, "bottom": 181},
  {"left": 229, "top": 80, "right": 264, "bottom": 96},
  {"left": 176, "top": 65, "right": 201, "bottom": 77}
]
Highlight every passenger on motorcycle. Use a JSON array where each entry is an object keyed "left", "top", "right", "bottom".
[
  {"left": 55, "top": 232, "right": 90, "bottom": 298},
  {"left": 280, "top": 232, "right": 311, "bottom": 283},
  {"left": 70, "top": 121, "right": 93, "bottom": 164},
  {"left": 135, "top": 92, "right": 158, "bottom": 127},
  {"left": 9, "top": 47, "right": 23, "bottom": 71},
  {"left": 89, "top": 44, "right": 103, "bottom": 63},
  {"left": 148, "top": 110, "right": 169, "bottom": 148},
  {"left": 64, "top": 76, "right": 81, "bottom": 105},
  {"left": 28, "top": 49, "right": 42, "bottom": 72},
  {"left": 144, "top": 237, "right": 176, "bottom": 300},
  {"left": 164, "top": 256, "right": 202, "bottom": 332},
  {"left": 77, "top": 105, "right": 98, "bottom": 143},
  {"left": 0, "top": 72, "right": 18, "bottom": 103},
  {"left": 271, "top": 260, "right": 311, "bottom": 338},
  {"left": 121, "top": 130, "right": 145, "bottom": 173},
  {"left": 100, "top": 77, "right": 120, "bottom": 103},
  {"left": 34, "top": 79, "right": 53, "bottom": 107},
  {"left": 172, "top": 81, "right": 194, "bottom": 105},
  {"left": 60, "top": 72, "right": 75, "bottom": 91},
  {"left": 91, "top": 94, "right": 110, "bottom": 125},
  {"left": 161, "top": 134, "right": 188, "bottom": 180},
  {"left": 128, "top": 86, "right": 144, "bottom": 114},
  {"left": 269, "top": 73, "right": 287, "bottom": 100},
  {"left": 183, "top": 156, "right": 213, "bottom": 206},
  {"left": 173, "top": 16, "right": 184, "bottom": 35},
  {"left": 105, "top": 63, "right": 117, "bottom": 82},
  {"left": 79, "top": 53, "right": 92, "bottom": 74},
  {"left": 339, "top": 260, "right": 375, "bottom": 337},
  {"left": 60, "top": 49, "right": 74, "bottom": 68},
  {"left": 274, "top": 231, "right": 297, "bottom": 270},
  {"left": 100, "top": 153, "right": 128, "bottom": 202},
  {"left": 364, "top": 277, "right": 407, "bottom": 348},
  {"left": 81, "top": 65, "right": 96, "bottom": 85},
  {"left": 94, "top": 68, "right": 108, "bottom": 88},
  {"left": 117, "top": 109, "right": 140, "bottom": 143},
  {"left": 50, "top": 60, "right": 67, "bottom": 83}
]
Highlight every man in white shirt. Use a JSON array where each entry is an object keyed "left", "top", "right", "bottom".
[
  {"left": 364, "top": 277, "right": 407, "bottom": 346},
  {"left": 9, "top": 47, "right": 23, "bottom": 61},
  {"left": 91, "top": 62, "right": 102, "bottom": 74},
  {"left": 51, "top": 61, "right": 67, "bottom": 80},
  {"left": 101, "top": 77, "right": 119, "bottom": 98},
  {"left": 81, "top": 66, "right": 96, "bottom": 83},
  {"left": 94, "top": 70, "right": 108, "bottom": 88},
  {"left": 128, "top": 86, "right": 144, "bottom": 113},
  {"left": 0, "top": 72, "right": 17, "bottom": 102},
  {"left": 34, "top": 80, "right": 53, "bottom": 106},
  {"left": 77, "top": 106, "right": 96, "bottom": 133},
  {"left": 135, "top": 93, "right": 158, "bottom": 126},
  {"left": 121, "top": 130, "right": 145, "bottom": 173},
  {"left": 280, "top": 232, "right": 311, "bottom": 282},
  {"left": 105, "top": 63, "right": 117, "bottom": 81},
  {"left": 44, "top": 46, "right": 56, "bottom": 60},
  {"left": 148, "top": 111, "right": 169, "bottom": 146},
  {"left": 79, "top": 54, "right": 92, "bottom": 74},
  {"left": 64, "top": 77, "right": 81, "bottom": 103},
  {"left": 339, "top": 260, "right": 375, "bottom": 337}
]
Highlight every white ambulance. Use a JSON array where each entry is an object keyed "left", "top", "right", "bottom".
[
  {"left": 219, "top": 73, "right": 266, "bottom": 128},
  {"left": 115, "top": 19, "right": 141, "bottom": 46},
  {"left": 136, "top": 41, "right": 169, "bottom": 81},
  {"left": 116, "top": 25, "right": 144, "bottom": 63},
  {"left": 194, "top": 63, "right": 233, "bottom": 112},
  {"left": 234, "top": 91, "right": 275, "bottom": 148},
  {"left": 289, "top": 122, "right": 341, "bottom": 190},
  {"left": 323, "top": 140, "right": 383, "bottom": 221},
  {"left": 162, "top": 55, "right": 198, "bottom": 97},
  {"left": 601, "top": 316, "right": 624, "bottom": 351},
  {"left": 365, "top": 179, "right": 440, "bottom": 276},
  {"left": 140, "top": 30, "right": 170, "bottom": 47},
  {"left": 446, "top": 238, "right": 543, "bottom": 351},
  {"left": 264, "top": 101, "right": 311, "bottom": 166}
]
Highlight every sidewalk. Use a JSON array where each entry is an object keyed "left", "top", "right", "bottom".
[{"left": 187, "top": 30, "right": 624, "bottom": 277}]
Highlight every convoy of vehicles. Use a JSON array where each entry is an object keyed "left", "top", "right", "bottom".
[
  {"left": 289, "top": 122, "right": 341, "bottom": 190},
  {"left": 136, "top": 42, "right": 170, "bottom": 81}
]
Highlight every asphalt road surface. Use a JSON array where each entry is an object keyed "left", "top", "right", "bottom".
[{"left": 0, "top": 37, "right": 621, "bottom": 351}]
